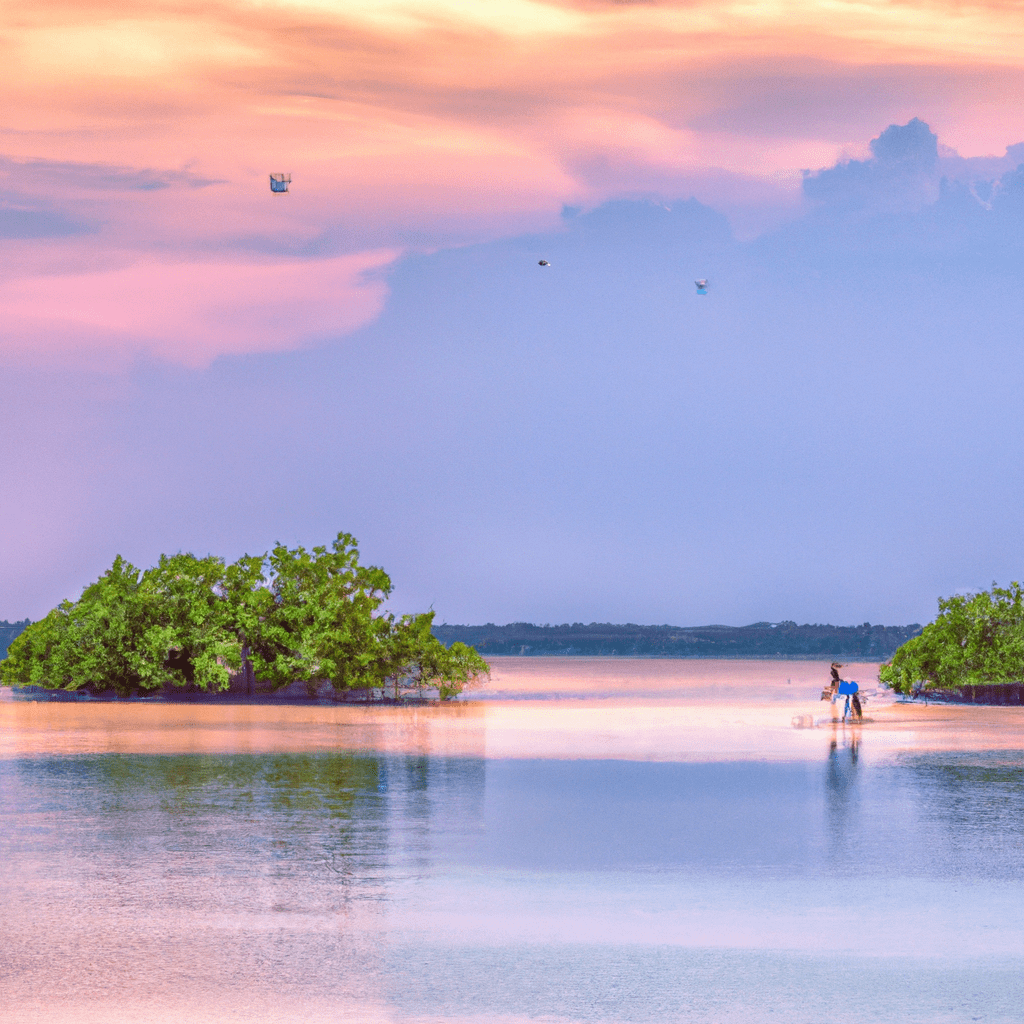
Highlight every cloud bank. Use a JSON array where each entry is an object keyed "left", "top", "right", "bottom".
[
  {"left": 4, "top": 117, "right": 1024, "bottom": 628},
  {"left": 5, "top": 1, "right": 1024, "bottom": 364}
]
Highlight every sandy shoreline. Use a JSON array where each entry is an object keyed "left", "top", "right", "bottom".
[{"left": 3, "top": 657, "right": 1023, "bottom": 763}]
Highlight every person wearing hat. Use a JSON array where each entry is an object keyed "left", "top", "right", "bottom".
[
  {"left": 822, "top": 662, "right": 863, "bottom": 720},
  {"left": 821, "top": 662, "right": 843, "bottom": 702}
]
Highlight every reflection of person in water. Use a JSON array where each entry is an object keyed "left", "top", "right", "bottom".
[
  {"left": 829, "top": 722, "right": 860, "bottom": 762},
  {"left": 825, "top": 723, "right": 860, "bottom": 861},
  {"left": 826, "top": 725, "right": 861, "bottom": 796}
]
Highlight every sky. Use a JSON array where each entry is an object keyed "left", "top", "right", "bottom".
[{"left": 3, "top": 0, "right": 1024, "bottom": 627}]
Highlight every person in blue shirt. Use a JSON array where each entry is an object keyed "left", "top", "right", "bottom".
[{"left": 824, "top": 663, "right": 863, "bottom": 721}]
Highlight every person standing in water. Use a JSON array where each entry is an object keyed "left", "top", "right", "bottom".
[
  {"left": 823, "top": 662, "right": 863, "bottom": 721},
  {"left": 822, "top": 662, "right": 842, "bottom": 702},
  {"left": 830, "top": 662, "right": 842, "bottom": 692}
]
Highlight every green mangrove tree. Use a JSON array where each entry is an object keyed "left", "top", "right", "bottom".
[
  {"left": 0, "top": 533, "right": 488, "bottom": 699},
  {"left": 879, "top": 583, "right": 1024, "bottom": 694}
]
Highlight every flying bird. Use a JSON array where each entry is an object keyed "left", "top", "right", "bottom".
[
  {"left": 269, "top": 173, "right": 292, "bottom": 193},
  {"left": 695, "top": 279, "right": 708, "bottom": 295},
  {"left": 538, "top": 260, "right": 550, "bottom": 267}
]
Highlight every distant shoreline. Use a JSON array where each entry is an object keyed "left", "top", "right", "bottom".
[
  {"left": 433, "top": 622, "right": 921, "bottom": 660},
  {"left": 3, "top": 619, "right": 923, "bottom": 664},
  {"left": 472, "top": 652, "right": 891, "bottom": 661}
]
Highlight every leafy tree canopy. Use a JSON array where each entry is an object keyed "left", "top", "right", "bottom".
[
  {"left": 880, "top": 583, "right": 1024, "bottom": 694},
  {"left": 0, "top": 533, "right": 488, "bottom": 700}
]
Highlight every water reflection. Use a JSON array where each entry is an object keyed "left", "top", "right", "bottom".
[
  {"left": 4, "top": 741, "right": 1024, "bottom": 1021},
  {"left": 1, "top": 752, "right": 487, "bottom": 914},
  {"left": 824, "top": 723, "right": 862, "bottom": 869},
  {"left": 891, "top": 751, "right": 1024, "bottom": 880},
  {"left": 0, "top": 751, "right": 494, "bottom": 1022}
]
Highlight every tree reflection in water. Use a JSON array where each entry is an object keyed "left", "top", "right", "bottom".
[{"left": 4, "top": 751, "right": 487, "bottom": 907}]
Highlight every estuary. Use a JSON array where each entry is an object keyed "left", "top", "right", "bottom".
[{"left": 2, "top": 658, "right": 1023, "bottom": 1024}]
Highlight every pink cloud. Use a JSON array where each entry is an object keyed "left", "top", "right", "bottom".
[
  {"left": 4, "top": 0, "right": 1024, "bottom": 369},
  {"left": 0, "top": 251, "right": 397, "bottom": 368}
]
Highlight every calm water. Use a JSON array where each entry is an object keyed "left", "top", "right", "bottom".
[{"left": 2, "top": 659, "right": 1024, "bottom": 1024}]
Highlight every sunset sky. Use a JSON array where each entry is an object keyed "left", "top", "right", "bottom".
[{"left": 4, "top": 0, "right": 1024, "bottom": 625}]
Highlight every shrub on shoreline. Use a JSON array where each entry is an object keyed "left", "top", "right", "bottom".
[
  {"left": 0, "top": 533, "right": 488, "bottom": 700},
  {"left": 880, "top": 583, "right": 1024, "bottom": 694}
]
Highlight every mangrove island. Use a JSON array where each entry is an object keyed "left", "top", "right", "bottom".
[
  {"left": 0, "top": 532, "right": 488, "bottom": 702},
  {"left": 880, "top": 582, "right": 1024, "bottom": 704}
]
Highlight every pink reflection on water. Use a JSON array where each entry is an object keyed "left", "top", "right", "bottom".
[{"left": 4, "top": 658, "right": 1024, "bottom": 763}]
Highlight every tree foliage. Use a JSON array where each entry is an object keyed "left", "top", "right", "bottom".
[
  {"left": 0, "top": 533, "right": 488, "bottom": 700},
  {"left": 879, "top": 583, "right": 1024, "bottom": 694}
]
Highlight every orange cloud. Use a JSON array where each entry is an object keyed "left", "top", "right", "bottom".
[{"left": 3, "top": 0, "right": 1024, "bottom": 365}]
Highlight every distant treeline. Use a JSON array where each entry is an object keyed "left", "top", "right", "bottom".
[
  {"left": 3, "top": 615, "right": 923, "bottom": 664},
  {"left": 432, "top": 621, "right": 923, "bottom": 659},
  {"left": 0, "top": 620, "right": 30, "bottom": 660}
]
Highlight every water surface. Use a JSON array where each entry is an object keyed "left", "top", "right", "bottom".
[{"left": 2, "top": 659, "right": 1023, "bottom": 1023}]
